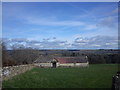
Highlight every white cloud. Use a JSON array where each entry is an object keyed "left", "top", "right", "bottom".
[
  {"left": 24, "top": 16, "right": 85, "bottom": 26},
  {"left": 91, "top": 44, "right": 101, "bottom": 47},
  {"left": 84, "top": 25, "right": 97, "bottom": 30},
  {"left": 112, "top": 8, "right": 118, "bottom": 14},
  {"left": 72, "top": 35, "right": 118, "bottom": 49},
  {"left": 97, "top": 16, "right": 117, "bottom": 28},
  {"left": 3, "top": 35, "right": 118, "bottom": 49}
]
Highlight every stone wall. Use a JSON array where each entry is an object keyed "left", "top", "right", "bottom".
[
  {"left": 112, "top": 71, "right": 120, "bottom": 90},
  {"left": 34, "top": 62, "right": 89, "bottom": 68},
  {"left": 0, "top": 67, "right": 2, "bottom": 90},
  {"left": 2, "top": 64, "right": 35, "bottom": 80}
]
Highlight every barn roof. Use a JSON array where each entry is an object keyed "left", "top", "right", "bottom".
[
  {"left": 54, "top": 56, "right": 88, "bottom": 64},
  {"left": 34, "top": 55, "right": 54, "bottom": 63},
  {"left": 34, "top": 56, "right": 88, "bottom": 63}
]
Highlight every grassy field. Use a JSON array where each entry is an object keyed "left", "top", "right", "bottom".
[{"left": 2, "top": 64, "right": 118, "bottom": 88}]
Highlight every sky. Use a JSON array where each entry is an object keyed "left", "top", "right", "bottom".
[{"left": 2, "top": 2, "right": 118, "bottom": 49}]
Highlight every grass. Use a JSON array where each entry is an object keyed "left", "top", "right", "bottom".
[{"left": 2, "top": 64, "right": 118, "bottom": 88}]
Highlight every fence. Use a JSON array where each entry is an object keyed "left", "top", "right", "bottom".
[{"left": 112, "top": 71, "right": 120, "bottom": 90}]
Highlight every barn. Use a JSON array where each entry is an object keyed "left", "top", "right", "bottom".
[
  {"left": 34, "top": 56, "right": 89, "bottom": 68},
  {"left": 52, "top": 56, "right": 89, "bottom": 68}
]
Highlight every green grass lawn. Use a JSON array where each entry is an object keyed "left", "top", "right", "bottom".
[{"left": 2, "top": 64, "right": 118, "bottom": 88}]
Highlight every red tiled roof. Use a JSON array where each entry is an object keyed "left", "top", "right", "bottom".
[{"left": 55, "top": 56, "right": 88, "bottom": 64}]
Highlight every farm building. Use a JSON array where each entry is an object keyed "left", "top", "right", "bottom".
[{"left": 34, "top": 56, "right": 89, "bottom": 68}]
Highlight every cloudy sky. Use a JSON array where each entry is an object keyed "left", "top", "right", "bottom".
[{"left": 2, "top": 2, "right": 118, "bottom": 49}]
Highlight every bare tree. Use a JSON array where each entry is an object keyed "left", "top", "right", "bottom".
[
  {"left": 11, "top": 46, "right": 40, "bottom": 65},
  {"left": 2, "top": 43, "right": 16, "bottom": 67}
]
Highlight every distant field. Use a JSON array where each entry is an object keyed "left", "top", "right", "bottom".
[{"left": 2, "top": 64, "right": 118, "bottom": 88}]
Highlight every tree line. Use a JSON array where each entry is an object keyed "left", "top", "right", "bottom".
[
  {"left": 2, "top": 43, "right": 40, "bottom": 67},
  {"left": 1, "top": 43, "right": 120, "bottom": 67},
  {"left": 88, "top": 54, "right": 120, "bottom": 64},
  {"left": 62, "top": 51, "right": 120, "bottom": 64}
]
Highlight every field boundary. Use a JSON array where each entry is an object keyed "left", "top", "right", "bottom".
[{"left": 2, "top": 64, "right": 35, "bottom": 80}]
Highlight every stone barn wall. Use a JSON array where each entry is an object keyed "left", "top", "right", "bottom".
[
  {"left": 75, "top": 62, "right": 89, "bottom": 67},
  {"left": 34, "top": 63, "right": 52, "bottom": 67},
  {"left": 34, "top": 62, "right": 89, "bottom": 68},
  {"left": 2, "top": 64, "right": 35, "bottom": 80},
  {"left": 58, "top": 63, "right": 89, "bottom": 67}
]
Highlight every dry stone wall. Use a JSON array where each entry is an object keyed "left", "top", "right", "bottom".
[
  {"left": 0, "top": 67, "right": 2, "bottom": 90},
  {"left": 112, "top": 71, "right": 120, "bottom": 90},
  {"left": 2, "top": 64, "right": 35, "bottom": 80}
]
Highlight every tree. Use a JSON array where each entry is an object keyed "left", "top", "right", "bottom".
[
  {"left": 11, "top": 46, "right": 40, "bottom": 65},
  {"left": 2, "top": 43, "right": 16, "bottom": 67}
]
